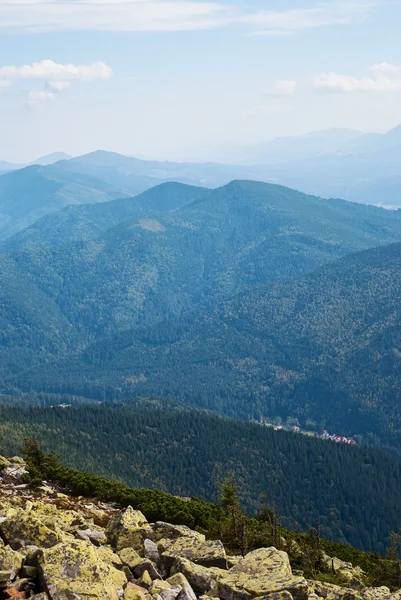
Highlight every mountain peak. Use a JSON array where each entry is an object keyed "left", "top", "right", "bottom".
[{"left": 28, "top": 152, "right": 72, "bottom": 166}]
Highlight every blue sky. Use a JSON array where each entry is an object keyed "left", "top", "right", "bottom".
[{"left": 1, "top": 0, "right": 401, "bottom": 162}]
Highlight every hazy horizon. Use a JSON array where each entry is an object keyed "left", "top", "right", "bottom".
[{"left": 1, "top": 0, "right": 401, "bottom": 163}]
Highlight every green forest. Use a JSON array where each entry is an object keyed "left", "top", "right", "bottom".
[{"left": 1, "top": 398, "right": 401, "bottom": 554}]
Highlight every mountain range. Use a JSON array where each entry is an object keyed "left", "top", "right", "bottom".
[
  {"left": 1, "top": 124, "right": 401, "bottom": 245},
  {"left": 2, "top": 180, "right": 401, "bottom": 454}
]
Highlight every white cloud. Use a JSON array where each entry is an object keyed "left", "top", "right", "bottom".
[
  {"left": 0, "top": 60, "right": 111, "bottom": 105},
  {"left": 0, "top": 0, "right": 230, "bottom": 33},
  {"left": 240, "top": 0, "right": 379, "bottom": 35},
  {"left": 27, "top": 90, "right": 55, "bottom": 106},
  {"left": 0, "top": 59, "right": 112, "bottom": 81},
  {"left": 267, "top": 80, "right": 297, "bottom": 97},
  {"left": 0, "top": 0, "right": 382, "bottom": 34},
  {"left": 0, "top": 80, "right": 10, "bottom": 87},
  {"left": 48, "top": 80, "right": 71, "bottom": 91},
  {"left": 314, "top": 62, "right": 401, "bottom": 92}
]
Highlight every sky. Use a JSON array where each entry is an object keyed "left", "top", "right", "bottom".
[{"left": 0, "top": 0, "right": 401, "bottom": 162}]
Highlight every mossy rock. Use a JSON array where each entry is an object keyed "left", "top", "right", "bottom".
[
  {"left": 167, "top": 572, "right": 197, "bottom": 600},
  {"left": 37, "top": 539, "right": 127, "bottom": 600},
  {"left": 124, "top": 582, "right": 152, "bottom": 600},
  {"left": 152, "top": 522, "right": 205, "bottom": 543},
  {"left": 218, "top": 547, "right": 310, "bottom": 600},
  {"left": 138, "top": 570, "right": 153, "bottom": 589},
  {"left": 160, "top": 537, "right": 227, "bottom": 570},
  {"left": 149, "top": 580, "right": 172, "bottom": 597},
  {"left": 118, "top": 547, "right": 141, "bottom": 569},
  {"left": 0, "top": 545, "right": 23, "bottom": 571},
  {"left": 106, "top": 507, "right": 150, "bottom": 552},
  {"left": 171, "top": 557, "right": 225, "bottom": 595}
]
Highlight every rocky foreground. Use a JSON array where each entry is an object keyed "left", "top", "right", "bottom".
[{"left": 0, "top": 456, "right": 400, "bottom": 600}]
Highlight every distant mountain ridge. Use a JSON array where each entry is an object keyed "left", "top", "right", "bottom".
[
  {"left": 27, "top": 152, "right": 73, "bottom": 166},
  {"left": 0, "top": 182, "right": 206, "bottom": 252},
  {"left": 2, "top": 123, "right": 401, "bottom": 247}
]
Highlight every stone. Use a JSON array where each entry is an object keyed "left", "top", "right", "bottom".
[
  {"left": 321, "top": 554, "right": 366, "bottom": 585},
  {"left": 1, "top": 466, "right": 28, "bottom": 484},
  {"left": 159, "top": 587, "right": 183, "bottom": 600},
  {"left": 119, "top": 548, "right": 142, "bottom": 570},
  {"left": 51, "top": 594, "right": 83, "bottom": 600},
  {"left": 362, "top": 588, "right": 392, "bottom": 600},
  {"left": 75, "top": 529, "right": 106, "bottom": 546},
  {"left": 255, "top": 593, "right": 294, "bottom": 600},
  {"left": 137, "top": 570, "right": 153, "bottom": 589},
  {"left": 144, "top": 539, "right": 160, "bottom": 563},
  {"left": 4, "top": 585, "right": 25, "bottom": 598},
  {"left": 170, "top": 557, "right": 225, "bottom": 595},
  {"left": 124, "top": 582, "right": 152, "bottom": 600},
  {"left": 0, "top": 456, "right": 11, "bottom": 469},
  {"left": 21, "top": 565, "right": 38, "bottom": 578},
  {"left": 151, "top": 523, "right": 205, "bottom": 544},
  {"left": 227, "top": 557, "right": 243, "bottom": 569},
  {"left": 160, "top": 537, "right": 227, "bottom": 570},
  {"left": 97, "top": 544, "right": 123, "bottom": 568},
  {"left": 218, "top": 548, "right": 309, "bottom": 600},
  {"left": 106, "top": 507, "right": 150, "bottom": 552},
  {"left": 131, "top": 558, "right": 163, "bottom": 581},
  {"left": 0, "top": 502, "right": 91, "bottom": 550},
  {"left": 149, "top": 580, "right": 172, "bottom": 597},
  {"left": 0, "top": 569, "right": 13, "bottom": 583},
  {"left": 167, "top": 573, "right": 197, "bottom": 600},
  {"left": 309, "top": 581, "right": 363, "bottom": 600},
  {"left": 36, "top": 539, "right": 127, "bottom": 600},
  {"left": 0, "top": 545, "right": 23, "bottom": 571}
]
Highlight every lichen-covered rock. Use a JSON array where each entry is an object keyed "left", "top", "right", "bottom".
[
  {"left": 152, "top": 523, "right": 205, "bottom": 544},
  {"left": 131, "top": 558, "right": 163, "bottom": 580},
  {"left": 124, "top": 582, "right": 152, "bottom": 600},
  {"left": 309, "top": 581, "right": 363, "bottom": 600},
  {"left": 0, "top": 544, "right": 23, "bottom": 571},
  {"left": 1, "top": 509, "right": 64, "bottom": 550},
  {"left": 227, "top": 556, "right": 243, "bottom": 569},
  {"left": 321, "top": 554, "right": 366, "bottom": 585},
  {"left": 149, "top": 579, "right": 173, "bottom": 597},
  {"left": 362, "top": 587, "right": 392, "bottom": 600},
  {"left": 160, "top": 537, "right": 227, "bottom": 570},
  {"left": 170, "top": 557, "right": 225, "bottom": 594},
  {"left": 96, "top": 544, "right": 123, "bottom": 569},
  {"left": 0, "top": 456, "right": 11, "bottom": 469},
  {"left": 106, "top": 507, "right": 150, "bottom": 552},
  {"left": 37, "top": 539, "right": 127, "bottom": 600},
  {"left": 218, "top": 547, "right": 309, "bottom": 600},
  {"left": 0, "top": 501, "right": 93, "bottom": 550},
  {"left": 138, "top": 569, "right": 153, "bottom": 589},
  {"left": 118, "top": 547, "right": 141, "bottom": 569},
  {"left": 167, "top": 572, "right": 197, "bottom": 600},
  {"left": 255, "top": 592, "right": 294, "bottom": 600},
  {"left": 75, "top": 528, "right": 107, "bottom": 546}
]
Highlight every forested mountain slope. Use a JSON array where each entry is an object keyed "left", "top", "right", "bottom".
[
  {"left": 25, "top": 242, "right": 401, "bottom": 453},
  {"left": 1, "top": 182, "right": 205, "bottom": 252},
  {"left": 1, "top": 399, "right": 401, "bottom": 553},
  {"left": 2, "top": 181, "right": 401, "bottom": 388},
  {"left": 0, "top": 163, "right": 134, "bottom": 242}
]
